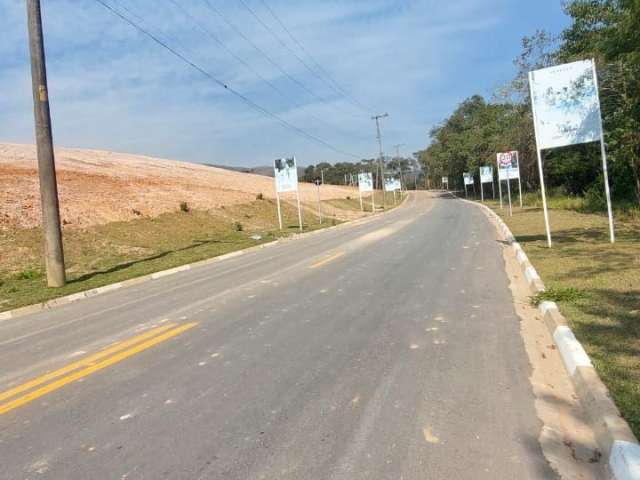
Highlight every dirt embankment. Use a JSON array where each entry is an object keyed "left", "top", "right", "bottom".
[{"left": 0, "top": 143, "right": 359, "bottom": 230}]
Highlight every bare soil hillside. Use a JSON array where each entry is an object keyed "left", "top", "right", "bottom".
[{"left": 0, "top": 143, "right": 359, "bottom": 230}]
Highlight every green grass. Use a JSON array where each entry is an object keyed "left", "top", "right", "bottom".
[
  {"left": 482, "top": 198, "right": 640, "bottom": 438},
  {"left": 0, "top": 199, "right": 343, "bottom": 312}
]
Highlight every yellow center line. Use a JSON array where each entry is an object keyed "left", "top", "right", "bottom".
[
  {"left": 309, "top": 251, "right": 346, "bottom": 269},
  {"left": 0, "top": 323, "right": 178, "bottom": 403},
  {"left": 0, "top": 322, "right": 197, "bottom": 416}
]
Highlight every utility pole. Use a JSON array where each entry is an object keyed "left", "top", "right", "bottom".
[
  {"left": 26, "top": 0, "right": 66, "bottom": 287},
  {"left": 371, "top": 113, "right": 388, "bottom": 209}
]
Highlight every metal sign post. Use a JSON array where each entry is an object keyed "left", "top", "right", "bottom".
[
  {"left": 592, "top": 62, "right": 615, "bottom": 243},
  {"left": 529, "top": 59, "right": 615, "bottom": 246},
  {"left": 275, "top": 192, "right": 283, "bottom": 230},
  {"left": 295, "top": 188, "right": 303, "bottom": 231},
  {"left": 506, "top": 166, "right": 513, "bottom": 217},
  {"left": 273, "top": 156, "right": 300, "bottom": 231}
]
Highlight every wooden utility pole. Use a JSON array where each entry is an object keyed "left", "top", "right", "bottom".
[{"left": 26, "top": 0, "right": 66, "bottom": 287}]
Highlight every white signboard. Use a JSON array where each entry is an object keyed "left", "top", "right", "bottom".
[
  {"left": 497, "top": 151, "right": 520, "bottom": 180},
  {"left": 384, "top": 177, "right": 401, "bottom": 192},
  {"left": 530, "top": 60, "right": 602, "bottom": 150},
  {"left": 442, "top": 176, "right": 448, "bottom": 186},
  {"left": 358, "top": 172, "right": 373, "bottom": 193},
  {"left": 480, "top": 166, "right": 493, "bottom": 184},
  {"left": 274, "top": 157, "right": 298, "bottom": 193},
  {"left": 463, "top": 172, "right": 474, "bottom": 186}
]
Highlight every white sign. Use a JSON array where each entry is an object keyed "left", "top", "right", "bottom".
[
  {"left": 497, "top": 151, "right": 520, "bottom": 180},
  {"left": 358, "top": 172, "right": 373, "bottom": 193},
  {"left": 530, "top": 59, "right": 602, "bottom": 150},
  {"left": 274, "top": 157, "right": 298, "bottom": 193},
  {"left": 463, "top": 172, "right": 474, "bottom": 186},
  {"left": 384, "top": 177, "right": 401, "bottom": 192},
  {"left": 442, "top": 176, "right": 448, "bottom": 185},
  {"left": 480, "top": 166, "right": 493, "bottom": 184}
]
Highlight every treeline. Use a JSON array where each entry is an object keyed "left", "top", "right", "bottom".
[
  {"left": 302, "top": 157, "right": 422, "bottom": 188},
  {"left": 417, "top": 0, "right": 639, "bottom": 208}
]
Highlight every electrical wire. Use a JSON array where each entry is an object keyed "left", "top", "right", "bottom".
[
  {"left": 93, "top": 0, "right": 360, "bottom": 159},
  {"left": 164, "top": 0, "right": 356, "bottom": 138},
  {"left": 257, "top": 0, "right": 372, "bottom": 114}
]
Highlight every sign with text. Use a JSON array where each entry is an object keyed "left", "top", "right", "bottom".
[
  {"left": 529, "top": 59, "right": 602, "bottom": 150},
  {"left": 358, "top": 172, "right": 374, "bottom": 193},
  {"left": 497, "top": 151, "right": 520, "bottom": 181},
  {"left": 463, "top": 172, "right": 474, "bottom": 186},
  {"left": 274, "top": 157, "right": 298, "bottom": 193},
  {"left": 480, "top": 166, "right": 493, "bottom": 184}
]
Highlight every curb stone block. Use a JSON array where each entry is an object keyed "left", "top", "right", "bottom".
[
  {"left": 610, "top": 441, "right": 640, "bottom": 480},
  {"left": 553, "top": 325, "right": 593, "bottom": 375}
]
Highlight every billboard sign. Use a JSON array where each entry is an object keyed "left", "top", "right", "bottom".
[
  {"left": 497, "top": 151, "right": 520, "bottom": 181},
  {"left": 274, "top": 157, "right": 298, "bottom": 193},
  {"left": 463, "top": 172, "right": 474, "bottom": 186},
  {"left": 358, "top": 172, "right": 374, "bottom": 193},
  {"left": 384, "top": 177, "right": 401, "bottom": 192},
  {"left": 480, "top": 166, "right": 493, "bottom": 184},
  {"left": 529, "top": 59, "right": 602, "bottom": 150}
]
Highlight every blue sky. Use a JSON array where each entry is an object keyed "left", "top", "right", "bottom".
[{"left": 0, "top": 0, "right": 569, "bottom": 166}]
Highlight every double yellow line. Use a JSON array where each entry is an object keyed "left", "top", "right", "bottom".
[{"left": 0, "top": 322, "right": 197, "bottom": 416}]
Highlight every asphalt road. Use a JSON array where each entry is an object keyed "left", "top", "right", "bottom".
[{"left": 0, "top": 192, "right": 558, "bottom": 479}]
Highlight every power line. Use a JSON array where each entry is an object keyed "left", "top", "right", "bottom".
[
  {"left": 164, "top": 0, "right": 350, "bottom": 137},
  {"left": 237, "top": 0, "right": 367, "bottom": 116},
  {"left": 257, "top": 0, "right": 372, "bottom": 114},
  {"left": 93, "top": 0, "right": 360, "bottom": 159},
  {"left": 200, "top": 0, "right": 331, "bottom": 110}
]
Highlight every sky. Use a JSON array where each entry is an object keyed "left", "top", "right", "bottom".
[{"left": 0, "top": 0, "right": 570, "bottom": 167}]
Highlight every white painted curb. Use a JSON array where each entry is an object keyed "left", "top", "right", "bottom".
[
  {"left": 610, "top": 441, "right": 640, "bottom": 480},
  {"left": 553, "top": 325, "right": 593, "bottom": 375}
]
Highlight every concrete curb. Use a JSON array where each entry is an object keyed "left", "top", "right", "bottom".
[
  {"left": 457, "top": 195, "right": 640, "bottom": 480},
  {"left": 0, "top": 193, "right": 409, "bottom": 323}
]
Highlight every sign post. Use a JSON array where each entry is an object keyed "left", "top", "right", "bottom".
[
  {"left": 529, "top": 59, "right": 614, "bottom": 245},
  {"left": 358, "top": 172, "right": 374, "bottom": 213},
  {"left": 273, "top": 156, "right": 302, "bottom": 231},
  {"left": 497, "top": 151, "right": 521, "bottom": 217},
  {"left": 442, "top": 176, "right": 449, "bottom": 190},
  {"left": 463, "top": 172, "right": 474, "bottom": 198},
  {"left": 479, "top": 166, "right": 494, "bottom": 203}
]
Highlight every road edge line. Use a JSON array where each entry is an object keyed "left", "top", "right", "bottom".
[{"left": 455, "top": 194, "right": 640, "bottom": 480}]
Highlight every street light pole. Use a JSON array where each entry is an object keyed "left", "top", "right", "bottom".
[{"left": 26, "top": 0, "right": 66, "bottom": 287}]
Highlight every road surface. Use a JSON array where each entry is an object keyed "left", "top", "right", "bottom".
[{"left": 1, "top": 192, "right": 560, "bottom": 479}]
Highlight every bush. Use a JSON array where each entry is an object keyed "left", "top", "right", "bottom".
[
  {"left": 179, "top": 201, "right": 189, "bottom": 213},
  {"left": 346, "top": 196, "right": 351, "bottom": 200},
  {"left": 234, "top": 221, "right": 244, "bottom": 232},
  {"left": 256, "top": 192, "right": 264, "bottom": 200},
  {"left": 583, "top": 183, "right": 607, "bottom": 212}
]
